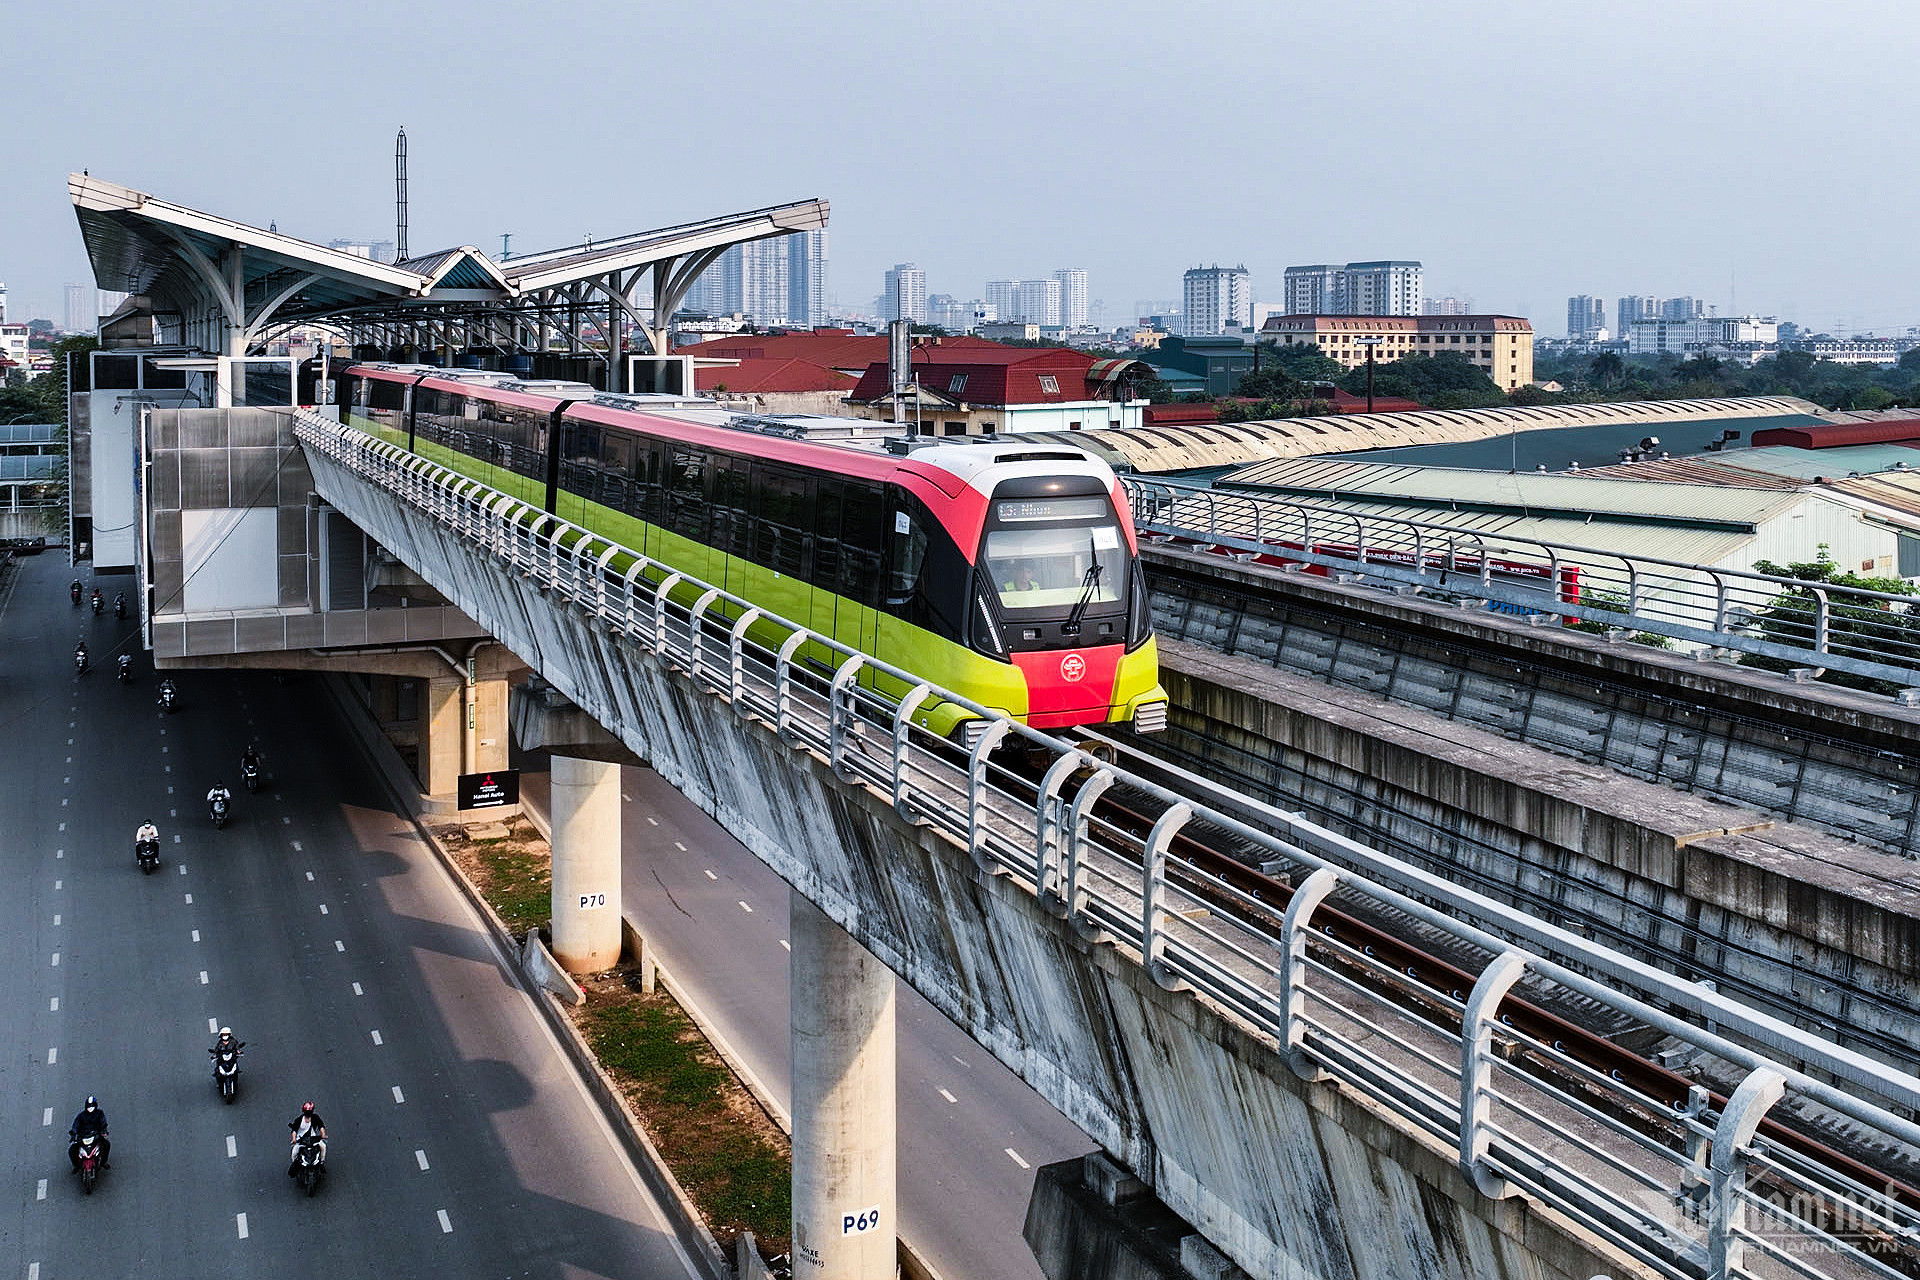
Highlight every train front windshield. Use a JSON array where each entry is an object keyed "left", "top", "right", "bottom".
[{"left": 984, "top": 496, "right": 1128, "bottom": 612}]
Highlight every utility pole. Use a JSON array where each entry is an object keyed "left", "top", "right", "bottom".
[
  {"left": 395, "top": 127, "right": 409, "bottom": 261},
  {"left": 1356, "top": 336, "right": 1384, "bottom": 413}
]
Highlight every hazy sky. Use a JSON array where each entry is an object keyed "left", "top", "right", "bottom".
[{"left": 4, "top": 0, "right": 1917, "bottom": 335}]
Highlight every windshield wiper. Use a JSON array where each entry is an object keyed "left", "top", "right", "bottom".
[{"left": 1063, "top": 563, "right": 1104, "bottom": 635}]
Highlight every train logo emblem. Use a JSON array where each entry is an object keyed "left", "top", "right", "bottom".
[{"left": 1060, "top": 654, "right": 1086, "bottom": 682}]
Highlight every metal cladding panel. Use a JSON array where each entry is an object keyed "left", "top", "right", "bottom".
[
  {"left": 183, "top": 618, "right": 238, "bottom": 655},
  {"left": 180, "top": 412, "right": 229, "bottom": 450},
  {"left": 235, "top": 615, "right": 289, "bottom": 651},
  {"left": 277, "top": 505, "right": 307, "bottom": 556},
  {"left": 278, "top": 556, "right": 309, "bottom": 608},
  {"left": 152, "top": 620, "right": 185, "bottom": 658},
  {"left": 284, "top": 612, "right": 326, "bottom": 648},
  {"left": 230, "top": 409, "right": 283, "bottom": 448},
  {"left": 151, "top": 452, "right": 181, "bottom": 510},
  {"left": 366, "top": 608, "right": 410, "bottom": 644},
  {"left": 179, "top": 450, "right": 230, "bottom": 508},
  {"left": 152, "top": 559, "right": 183, "bottom": 611},
  {"left": 180, "top": 507, "right": 278, "bottom": 612},
  {"left": 230, "top": 448, "right": 280, "bottom": 506},
  {"left": 150, "top": 509, "right": 181, "bottom": 564},
  {"left": 277, "top": 448, "right": 313, "bottom": 502},
  {"left": 321, "top": 611, "right": 369, "bottom": 647}
]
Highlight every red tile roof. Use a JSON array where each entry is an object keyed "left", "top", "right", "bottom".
[
  {"left": 1751, "top": 419, "right": 1920, "bottom": 449},
  {"left": 848, "top": 346, "right": 1116, "bottom": 407},
  {"left": 676, "top": 329, "right": 1003, "bottom": 376},
  {"left": 694, "top": 358, "right": 853, "bottom": 394}
]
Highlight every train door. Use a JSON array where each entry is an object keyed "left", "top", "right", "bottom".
[{"left": 839, "top": 480, "right": 885, "bottom": 662}]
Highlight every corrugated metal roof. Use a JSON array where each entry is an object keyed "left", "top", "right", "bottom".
[
  {"left": 1751, "top": 419, "right": 1920, "bottom": 449},
  {"left": 1826, "top": 470, "right": 1920, "bottom": 520},
  {"left": 1218, "top": 457, "right": 1807, "bottom": 529},
  {"left": 1565, "top": 457, "right": 1807, "bottom": 488},
  {"left": 1073, "top": 395, "right": 1826, "bottom": 473}
]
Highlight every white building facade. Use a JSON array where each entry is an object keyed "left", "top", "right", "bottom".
[
  {"left": 1053, "top": 268, "right": 1089, "bottom": 327},
  {"left": 1182, "top": 264, "right": 1252, "bottom": 335},
  {"left": 884, "top": 263, "right": 926, "bottom": 322}
]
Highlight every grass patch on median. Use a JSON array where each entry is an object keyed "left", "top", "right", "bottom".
[
  {"left": 445, "top": 819, "right": 552, "bottom": 937},
  {"left": 581, "top": 973, "right": 793, "bottom": 1257}
]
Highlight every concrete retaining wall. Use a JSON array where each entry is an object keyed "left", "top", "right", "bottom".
[{"left": 305, "top": 449, "right": 1639, "bottom": 1280}]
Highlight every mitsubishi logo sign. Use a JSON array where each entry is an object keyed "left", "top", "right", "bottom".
[{"left": 1060, "top": 654, "right": 1086, "bottom": 683}]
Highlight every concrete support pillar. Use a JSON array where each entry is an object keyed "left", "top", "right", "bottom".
[
  {"left": 549, "top": 756, "right": 622, "bottom": 973},
  {"left": 790, "top": 896, "right": 896, "bottom": 1278},
  {"left": 419, "top": 673, "right": 511, "bottom": 803}
]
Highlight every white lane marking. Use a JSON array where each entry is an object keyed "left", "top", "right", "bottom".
[
  {"left": 370, "top": 1030, "right": 383, "bottom": 1046},
  {"left": 54, "top": 879, "right": 61, "bottom": 890},
  {"left": 352, "top": 982, "right": 363, "bottom": 996},
  {"left": 60, "top": 799, "right": 66, "bottom": 807},
  {"left": 236, "top": 1212, "right": 248, "bottom": 1239},
  {"left": 738, "top": 901, "right": 754, "bottom": 914},
  {"left": 292, "top": 841, "right": 303, "bottom": 852},
  {"left": 184, "top": 894, "right": 193, "bottom": 905},
  {"left": 47, "top": 1048, "right": 56, "bottom": 1065},
  {"left": 52, "top": 915, "right": 59, "bottom": 927},
  {"left": 226, "top": 1135, "right": 237, "bottom": 1158},
  {"left": 29, "top": 1262, "right": 39, "bottom": 1280},
  {"left": 415, "top": 1149, "right": 429, "bottom": 1171},
  {"left": 199, "top": 971, "right": 208, "bottom": 985},
  {"left": 54, "top": 849, "right": 62, "bottom": 858},
  {"left": 62, "top": 777, "right": 68, "bottom": 784},
  {"left": 42, "top": 1108, "right": 52, "bottom": 1126},
  {"left": 48, "top": 998, "right": 57, "bottom": 1012},
  {"left": 437, "top": 1209, "right": 452, "bottom": 1234},
  {"left": 319, "top": 904, "right": 328, "bottom": 915},
  {"left": 282, "top": 816, "right": 290, "bottom": 825},
  {"left": 780, "top": 939, "right": 791, "bottom": 952},
  {"left": 392, "top": 1085, "right": 405, "bottom": 1103},
  {"left": 167, "top": 785, "right": 173, "bottom": 794},
  {"left": 164, "top": 765, "right": 170, "bottom": 773},
  {"left": 1005, "top": 1148, "right": 1031, "bottom": 1169},
  {"left": 36, "top": 1178, "right": 46, "bottom": 1201},
  {"left": 623, "top": 792, "right": 632, "bottom": 801},
  {"left": 179, "top": 863, "right": 187, "bottom": 874},
  {"left": 57, "top": 823, "right": 63, "bottom": 832},
  {"left": 49, "top": 953, "right": 58, "bottom": 967},
  {"left": 674, "top": 841, "right": 687, "bottom": 851},
  {"left": 938, "top": 1087, "right": 957, "bottom": 1104},
  {"left": 208, "top": 1018, "right": 219, "bottom": 1033},
  {"left": 646, "top": 816, "right": 658, "bottom": 825},
  {"left": 67, "top": 721, "right": 73, "bottom": 728},
  {"left": 953, "top": 1055, "right": 971, "bottom": 1068},
  {"left": 169, "top": 808, "right": 176, "bottom": 818},
  {"left": 192, "top": 930, "right": 200, "bottom": 942},
  {"left": 305, "top": 871, "right": 314, "bottom": 881},
  {"left": 334, "top": 940, "right": 345, "bottom": 952},
  {"left": 160, "top": 746, "right": 167, "bottom": 754},
  {"left": 172, "top": 834, "right": 180, "bottom": 844},
  {"left": 704, "top": 869, "right": 717, "bottom": 880}
]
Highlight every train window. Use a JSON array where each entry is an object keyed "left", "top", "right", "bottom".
[
  {"left": 710, "top": 456, "right": 754, "bottom": 559},
  {"left": 636, "top": 438, "right": 665, "bottom": 523},
  {"left": 753, "top": 465, "right": 809, "bottom": 578},
  {"left": 813, "top": 480, "right": 844, "bottom": 590},
  {"left": 840, "top": 481, "right": 885, "bottom": 607},
  {"left": 885, "top": 492, "right": 929, "bottom": 603},
  {"left": 666, "top": 447, "right": 707, "bottom": 540},
  {"left": 368, "top": 379, "right": 406, "bottom": 413}
]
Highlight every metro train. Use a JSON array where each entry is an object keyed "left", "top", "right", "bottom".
[{"left": 339, "top": 364, "right": 1168, "bottom": 739}]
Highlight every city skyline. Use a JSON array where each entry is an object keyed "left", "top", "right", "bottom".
[{"left": 3, "top": 2, "right": 1919, "bottom": 335}]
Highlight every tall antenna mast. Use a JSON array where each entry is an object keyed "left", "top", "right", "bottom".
[{"left": 395, "top": 127, "right": 409, "bottom": 261}]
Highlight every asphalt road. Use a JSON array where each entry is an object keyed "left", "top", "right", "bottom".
[
  {"left": 0, "top": 555, "right": 703, "bottom": 1280},
  {"left": 519, "top": 756, "right": 1096, "bottom": 1280}
]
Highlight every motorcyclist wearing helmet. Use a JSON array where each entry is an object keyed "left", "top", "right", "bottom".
[
  {"left": 210, "top": 1027, "right": 244, "bottom": 1068},
  {"left": 207, "top": 781, "right": 232, "bottom": 809},
  {"left": 135, "top": 821, "right": 159, "bottom": 847},
  {"left": 242, "top": 743, "right": 262, "bottom": 773},
  {"left": 68, "top": 1096, "right": 109, "bottom": 1172},
  {"left": 288, "top": 1101, "right": 326, "bottom": 1174}
]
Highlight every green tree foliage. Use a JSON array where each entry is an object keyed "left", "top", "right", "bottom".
[
  {"left": 1739, "top": 547, "right": 1920, "bottom": 693},
  {"left": 1530, "top": 342, "right": 1920, "bottom": 411},
  {"left": 1336, "top": 351, "right": 1506, "bottom": 409}
]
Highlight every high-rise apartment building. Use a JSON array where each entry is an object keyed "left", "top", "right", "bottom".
[
  {"left": 883, "top": 263, "right": 926, "bottom": 323},
  {"left": 1567, "top": 294, "right": 1606, "bottom": 339},
  {"left": 1616, "top": 296, "right": 1659, "bottom": 331},
  {"left": 1424, "top": 296, "right": 1473, "bottom": 316},
  {"left": 1053, "top": 268, "right": 1088, "bottom": 328},
  {"left": 740, "top": 238, "right": 790, "bottom": 327},
  {"left": 786, "top": 230, "right": 828, "bottom": 329},
  {"left": 1015, "top": 278, "right": 1062, "bottom": 327},
  {"left": 1283, "top": 261, "right": 1422, "bottom": 316},
  {"left": 686, "top": 244, "right": 743, "bottom": 316},
  {"left": 1661, "top": 296, "right": 1708, "bottom": 322},
  {"left": 327, "top": 238, "right": 396, "bottom": 264},
  {"left": 1282, "top": 265, "right": 1343, "bottom": 316},
  {"left": 1341, "top": 261, "right": 1423, "bottom": 316},
  {"left": 0, "top": 281, "right": 8, "bottom": 324},
  {"left": 985, "top": 281, "right": 1020, "bottom": 324},
  {"left": 65, "top": 284, "right": 94, "bottom": 333},
  {"left": 1182, "top": 265, "right": 1252, "bottom": 336}
]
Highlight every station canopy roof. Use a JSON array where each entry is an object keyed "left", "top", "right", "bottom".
[{"left": 69, "top": 172, "right": 828, "bottom": 338}]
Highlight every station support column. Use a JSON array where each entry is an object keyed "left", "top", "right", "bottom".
[
  {"left": 549, "top": 755, "right": 622, "bottom": 972},
  {"left": 790, "top": 896, "right": 896, "bottom": 1278}
]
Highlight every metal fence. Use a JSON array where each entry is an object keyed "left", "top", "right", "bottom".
[
  {"left": 295, "top": 410, "right": 1920, "bottom": 1280},
  {"left": 1123, "top": 477, "right": 1920, "bottom": 695}
]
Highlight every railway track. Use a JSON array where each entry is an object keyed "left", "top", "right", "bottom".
[{"left": 1024, "top": 731, "right": 1920, "bottom": 1271}]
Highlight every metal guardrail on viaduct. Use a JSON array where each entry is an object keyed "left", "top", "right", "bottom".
[
  {"left": 1124, "top": 476, "right": 1920, "bottom": 695},
  {"left": 292, "top": 408, "right": 1920, "bottom": 1280}
]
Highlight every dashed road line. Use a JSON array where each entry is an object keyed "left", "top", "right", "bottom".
[
  {"left": 236, "top": 1212, "right": 248, "bottom": 1239},
  {"left": 48, "top": 998, "right": 57, "bottom": 1012},
  {"left": 319, "top": 904, "right": 328, "bottom": 915},
  {"left": 52, "top": 915, "right": 59, "bottom": 927},
  {"left": 49, "top": 953, "right": 58, "bottom": 967},
  {"left": 47, "top": 1048, "right": 56, "bottom": 1065},
  {"left": 42, "top": 1108, "right": 52, "bottom": 1126},
  {"left": 208, "top": 1017, "right": 219, "bottom": 1034},
  {"left": 53, "top": 880, "right": 60, "bottom": 890},
  {"left": 646, "top": 816, "right": 658, "bottom": 826},
  {"left": 305, "top": 870, "right": 314, "bottom": 881},
  {"left": 292, "top": 841, "right": 302, "bottom": 852},
  {"left": 937, "top": 1087, "right": 957, "bottom": 1104},
  {"left": 437, "top": 1209, "right": 453, "bottom": 1233},
  {"left": 36, "top": 1178, "right": 46, "bottom": 1201},
  {"left": 415, "top": 1148, "right": 430, "bottom": 1170},
  {"left": 370, "top": 1030, "right": 383, "bottom": 1046},
  {"left": 334, "top": 940, "right": 345, "bottom": 952},
  {"left": 1005, "top": 1148, "right": 1030, "bottom": 1169},
  {"left": 780, "top": 939, "right": 791, "bottom": 952},
  {"left": 352, "top": 982, "right": 363, "bottom": 996},
  {"left": 192, "top": 930, "right": 200, "bottom": 942},
  {"left": 179, "top": 863, "right": 187, "bottom": 874},
  {"left": 739, "top": 900, "right": 754, "bottom": 913},
  {"left": 704, "top": 869, "right": 718, "bottom": 880},
  {"left": 199, "top": 971, "right": 208, "bottom": 985},
  {"left": 226, "top": 1135, "right": 237, "bottom": 1158},
  {"left": 392, "top": 1085, "right": 405, "bottom": 1103},
  {"left": 184, "top": 894, "right": 193, "bottom": 905},
  {"left": 674, "top": 841, "right": 687, "bottom": 851}
]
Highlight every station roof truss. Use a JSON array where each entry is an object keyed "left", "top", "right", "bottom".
[{"left": 70, "top": 173, "right": 828, "bottom": 359}]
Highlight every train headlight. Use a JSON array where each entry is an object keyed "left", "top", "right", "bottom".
[{"left": 973, "top": 584, "right": 1006, "bottom": 659}]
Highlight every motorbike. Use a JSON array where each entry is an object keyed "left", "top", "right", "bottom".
[
  {"left": 114, "top": 594, "right": 126, "bottom": 620},
  {"left": 73, "top": 1134, "right": 104, "bottom": 1194},
  {"left": 211, "top": 1045, "right": 241, "bottom": 1103},
  {"left": 136, "top": 838, "right": 161, "bottom": 874},
  {"left": 210, "top": 795, "right": 229, "bottom": 830},
  {"left": 291, "top": 1131, "right": 324, "bottom": 1196},
  {"left": 90, "top": 591, "right": 102, "bottom": 616},
  {"left": 157, "top": 682, "right": 177, "bottom": 713},
  {"left": 70, "top": 582, "right": 81, "bottom": 606},
  {"left": 242, "top": 760, "right": 261, "bottom": 793},
  {"left": 117, "top": 655, "right": 133, "bottom": 685},
  {"left": 74, "top": 648, "right": 88, "bottom": 676}
]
